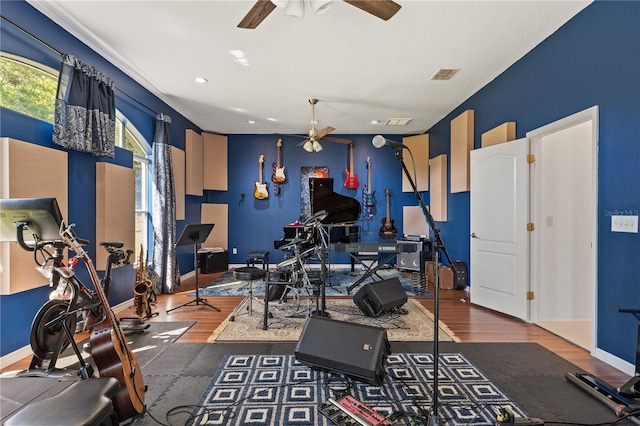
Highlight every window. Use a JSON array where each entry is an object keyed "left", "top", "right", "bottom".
[
  {"left": 0, "top": 54, "right": 57, "bottom": 123},
  {"left": 115, "top": 116, "right": 151, "bottom": 256},
  {"left": 2, "top": 52, "right": 153, "bottom": 258}
]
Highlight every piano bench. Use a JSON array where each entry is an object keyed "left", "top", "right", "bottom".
[
  {"left": 4, "top": 377, "right": 120, "bottom": 426},
  {"left": 247, "top": 251, "right": 270, "bottom": 269}
]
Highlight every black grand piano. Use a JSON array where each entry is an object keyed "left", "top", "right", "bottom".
[{"left": 276, "top": 177, "right": 361, "bottom": 247}]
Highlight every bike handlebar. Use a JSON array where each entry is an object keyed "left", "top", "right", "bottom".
[{"left": 14, "top": 221, "right": 90, "bottom": 253}]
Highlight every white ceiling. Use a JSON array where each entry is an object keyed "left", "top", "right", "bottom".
[{"left": 28, "top": 0, "right": 591, "bottom": 137}]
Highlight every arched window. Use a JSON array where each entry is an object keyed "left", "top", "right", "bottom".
[
  {"left": 1, "top": 53, "right": 152, "bottom": 256},
  {"left": 0, "top": 53, "right": 57, "bottom": 123},
  {"left": 115, "top": 116, "right": 151, "bottom": 254}
]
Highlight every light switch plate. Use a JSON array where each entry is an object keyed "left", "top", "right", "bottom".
[{"left": 611, "top": 215, "right": 638, "bottom": 233}]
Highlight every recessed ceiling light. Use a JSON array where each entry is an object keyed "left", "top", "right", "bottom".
[
  {"left": 247, "top": 120, "right": 256, "bottom": 124},
  {"left": 194, "top": 77, "right": 208, "bottom": 84},
  {"left": 371, "top": 120, "right": 381, "bottom": 124},
  {"left": 267, "top": 117, "right": 278, "bottom": 122}
]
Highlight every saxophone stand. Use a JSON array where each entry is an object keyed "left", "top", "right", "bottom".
[
  {"left": 167, "top": 223, "right": 220, "bottom": 313},
  {"left": 392, "top": 144, "right": 458, "bottom": 426}
]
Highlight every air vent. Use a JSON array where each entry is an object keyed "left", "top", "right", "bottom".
[
  {"left": 385, "top": 118, "right": 412, "bottom": 126},
  {"left": 431, "top": 68, "right": 460, "bottom": 81}
]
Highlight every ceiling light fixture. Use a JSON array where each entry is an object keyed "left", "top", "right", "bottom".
[
  {"left": 272, "top": 0, "right": 333, "bottom": 18},
  {"left": 194, "top": 77, "right": 208, "bottom": 84},
  {"left": 303, "top": 139, "right": 323, "bottom": 152},
  {"left": 247, "top": 120, "right": 256, "bottom": 124}
]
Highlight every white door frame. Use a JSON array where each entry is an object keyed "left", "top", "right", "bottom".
[{"left": 526, "top": 106, "right": 599, "bottom": 354}]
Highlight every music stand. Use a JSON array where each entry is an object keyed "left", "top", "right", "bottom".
[{"left": 166, "top": 223, "right": 220, "bottom": 313}]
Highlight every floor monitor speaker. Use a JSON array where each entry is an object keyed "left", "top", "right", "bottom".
[
  {"left": 353, "top": 277, "right": 408, "bottom": 317},
  {"left": 295, "top": 316, "right": 390, "bottom": 386}
]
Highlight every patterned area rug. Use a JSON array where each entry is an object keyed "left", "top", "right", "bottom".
[
  {"left": 196, "top": 266, "right": 431, "bottom": 297},
  {"left": 208, "top": 298, "right": 458, "bottom": 343},
  {"left": 191, "top": 353, "right": 528, "bottom": 425}
]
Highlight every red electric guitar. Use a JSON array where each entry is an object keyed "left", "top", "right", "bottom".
[{"left": 344, "top": 142, "right": 359, "bottom": 189}]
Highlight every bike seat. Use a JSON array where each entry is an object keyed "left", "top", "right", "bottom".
[{"left": 100, "top": 241, "right": 124, "bottom": 249}]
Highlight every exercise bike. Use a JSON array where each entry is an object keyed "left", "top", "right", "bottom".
[{"left": 14, "top": 222, "right": 130, "bottom": 377}]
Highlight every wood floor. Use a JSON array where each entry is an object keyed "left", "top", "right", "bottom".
[{"left": 2, "top": 270, "right": 631, "bottom": 388}]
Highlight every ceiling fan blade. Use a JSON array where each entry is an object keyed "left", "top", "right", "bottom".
[
  {"left": 342, "top": 0, "right": 401, "bottom": 21},
  {"left": 314, "top": 126, "right": 335, "bottom": 139},
  {"left": 238, "top": 0, "right": 277, "bottom": 29},
  {"left": 297, "top": 138, "right": 311, "bottom": 147},
  {"left": 321, "top": 136, "right": 352, "bottom": 144}
]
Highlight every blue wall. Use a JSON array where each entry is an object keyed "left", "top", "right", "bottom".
[
  {"left": 422, "top": 1, "right": 640, "bottom": 363},
  {"left": 1, "top": 0, "right": 639, "bottom": 367},
  {"left": 0, "top": 1, "right": 204, "bottom": 356},
  {"left": 211, "top": 134, "right": 427, "bottom": 266}
]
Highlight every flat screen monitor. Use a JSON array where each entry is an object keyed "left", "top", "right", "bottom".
[{"left": 0, "top": 198, "right": 64, "bottom": 242}]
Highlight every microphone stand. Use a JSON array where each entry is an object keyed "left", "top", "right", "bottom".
[{"left": 392, "top": 147, "right": 457, "bottom": 426}]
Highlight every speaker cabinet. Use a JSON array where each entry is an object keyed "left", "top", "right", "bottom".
[
  {"left": 396, "top": 240, "right": 432, "bottom": 272},
  {"left": 295, "top": 316, "right": 390, "bottom": 386},
  {"left": 199, "top": 250, "right": 228, "bottom": 273},
  {"left": 353, "top": 278, "right": 408, "bottom": 317}
]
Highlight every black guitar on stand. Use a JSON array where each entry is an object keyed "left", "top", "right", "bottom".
[{"left": 379, "top": 188, "right": 397, "bottom": 240}]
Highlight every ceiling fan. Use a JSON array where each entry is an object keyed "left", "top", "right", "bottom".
[
  {"left": 294, "top": 98, "right": 351, "bottom": 152},
  {"left": 238, "top": 0, "right": 402, "bottom": 29}
]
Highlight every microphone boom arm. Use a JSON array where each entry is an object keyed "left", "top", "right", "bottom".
[{"left": 394, "top": 149, "right": 455, "bottom": 267}]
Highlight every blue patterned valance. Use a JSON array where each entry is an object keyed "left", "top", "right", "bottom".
[{"left": 53, "top": 54, "right": 116, "bottom": 158}]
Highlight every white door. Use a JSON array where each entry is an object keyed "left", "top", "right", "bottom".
[{"left": 470, "top": 139, "right": 530, "bottom": 320}]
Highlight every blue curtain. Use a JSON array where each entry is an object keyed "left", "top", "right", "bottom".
[
  {"left": 53, "top": 54, "right": 116, "bottom": 157},
  {"left": 151, "top": 113, "right": 179, "bottom": 293}
]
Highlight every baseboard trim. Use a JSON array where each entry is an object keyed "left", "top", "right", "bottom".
[{"left": 595, "top": 347, "right": 634, "bottom": 376}]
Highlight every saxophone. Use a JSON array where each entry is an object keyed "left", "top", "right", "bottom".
[{"left": 133, "top": 244, "right": 152, "bottom": 319}]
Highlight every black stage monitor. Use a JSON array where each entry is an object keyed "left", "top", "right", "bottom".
[{"left": 0, "top": 197, "right": 64, "bottom": 242}]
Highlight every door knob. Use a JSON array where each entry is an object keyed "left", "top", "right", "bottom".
[{"left": 471, "top": 233, "right": 477, "bottom": 238}]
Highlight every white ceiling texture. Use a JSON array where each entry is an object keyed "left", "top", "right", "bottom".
[{"left": 28, "top": 0, "right": 591, "bottom": 137}]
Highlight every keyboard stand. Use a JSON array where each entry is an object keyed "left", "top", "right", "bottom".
[{"left": 346, "top": 251, "right": 398, "bottom": 293}]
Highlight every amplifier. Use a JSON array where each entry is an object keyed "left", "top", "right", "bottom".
[
  {"left": 396, "top": 240, "right": 431, "bottom": 272},
  {"left": 199, "top": 250, "right": 228, "bottom": 273},
  {"left": 353, "top": 278, "right": 407, "bottom": 317},
  {"left": 295, "top": 316, "right": 390, "bottom": 386}
]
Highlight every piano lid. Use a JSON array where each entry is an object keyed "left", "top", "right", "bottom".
[{"left": 310, "top": 178, "right": 361, "bottom": 224}]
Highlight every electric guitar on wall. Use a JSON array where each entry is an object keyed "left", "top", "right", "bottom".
[
  {"left": 272, "top": 139, "right": 285, "bottom": 195},
  {"left": 254, "top": 155, "right": 268, "bottom": 200},
  {"left": 344, "top": 142, "right": 360, "bottom": 189},
  {"left": 363, "top": 157, "right": 376, "bottom": 207},
  {"left": 380, "top": 188, "right": 398, "bottom": 240}
]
